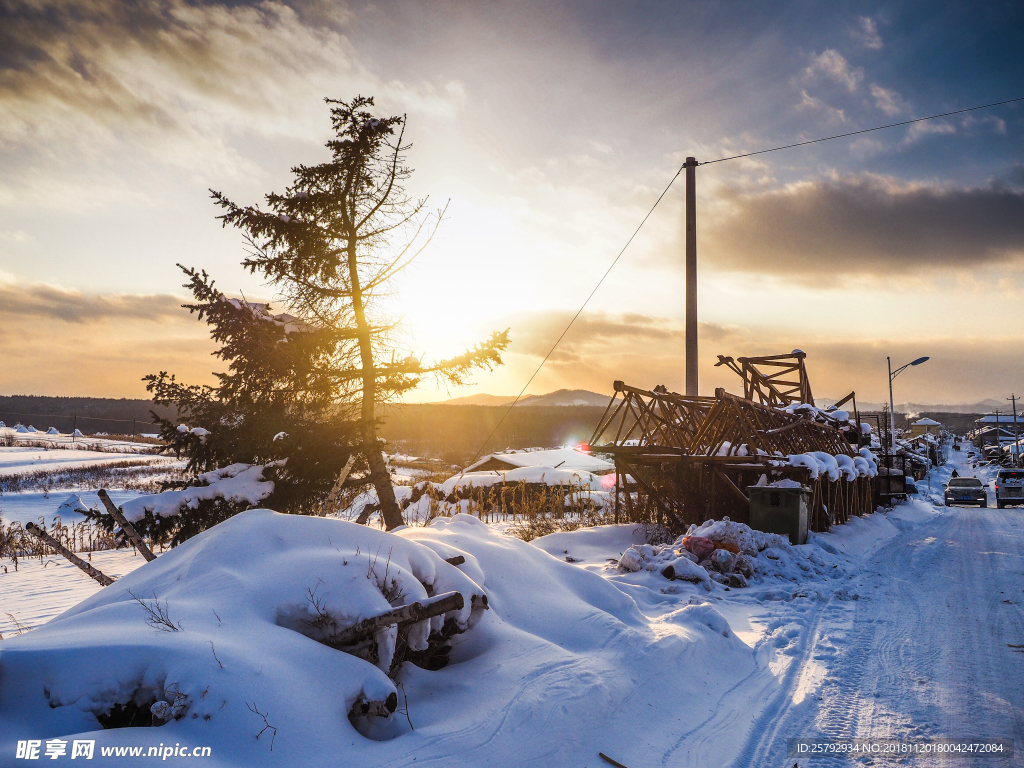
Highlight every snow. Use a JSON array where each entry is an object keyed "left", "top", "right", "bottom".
[
  {"left": 463, "top": 447, "right": 613, "bottom": 474},
  {"left": 1, "top": 491, "right": 144, "bottom": 528},
  {"left": 120, "top": 463, "right": 276, "bottom": 522},
  {"left": 46, "top": 427, "right": 60, "bottom": 435},
  {"left": 5, "top": 443, "right": 1020, "bottom": 767},
  {"left": 440, "top": 465, "right": 610, "bottom": 494},
  {"left": 1, "top": 512, "right": 757, "bottom": 766},
  {"left": 0, "top": 447, "right": 170, "bottom": 476}
]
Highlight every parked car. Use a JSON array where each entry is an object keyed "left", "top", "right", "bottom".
[
  {"left": 995, "top": 469, "right": 1024, "bottom": 509},
  {"left": 944, "top": 477, "right": 987, "bottom": 507}
]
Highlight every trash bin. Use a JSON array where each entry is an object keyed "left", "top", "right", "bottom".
[{"left": 747, "top": 486, "right": 810, "bottom": 545}]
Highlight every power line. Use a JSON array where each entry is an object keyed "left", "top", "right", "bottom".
[
  {"left": 468, "top": 165, "right": 684, "bottom": 460},
  {"left": 466, "top": 95, "right": 1023, "bottom": 463},
  {"left": 700, "top": 96, "right": 1024, "bottom": 165}
]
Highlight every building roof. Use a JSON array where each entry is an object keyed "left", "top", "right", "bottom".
[
  {"left": 912, "top": 418, "right": 941, "bottom": 426},
  {"left": 464, "top": 447, "right": 613, "bottom": 474},
  {"left": 975, "top": 414, "right": 1024, "bottom": 423}
]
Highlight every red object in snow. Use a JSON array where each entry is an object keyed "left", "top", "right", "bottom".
[{"left": 682, "top": 536, "right": 715, "bottom": 561}]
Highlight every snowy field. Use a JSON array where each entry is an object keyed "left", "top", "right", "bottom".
[
  {"left": 0, "top": 444, "right": 181, "bottom": 526},
  {"left": 0, "top": 490, "right": 147, "bottom": 528},
  {"left": 0, "top": 447, "right": 168, "bottom": 476},
  {"left": 0, "top": 426, "right": 162, "bottom": 454},
  {"left": 1, "top": 446, "right": 1022, "bottom": 767}
]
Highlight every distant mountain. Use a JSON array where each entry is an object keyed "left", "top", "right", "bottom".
[
  {"left": 438, "top": 389, "right": 617, "bottom": 407},
  {"left": 515, "top": 389, "right": 617, "bottom": 407},
  {"left": 436, "top": 393, "right": 533, "bottom": 406},
  {"left": 819, "top": 397, "right": 1004, "bottom": 414}
]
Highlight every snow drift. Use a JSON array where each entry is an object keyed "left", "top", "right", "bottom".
[{"left": 0, "top": 511, "right": 756, "bottom": 766}]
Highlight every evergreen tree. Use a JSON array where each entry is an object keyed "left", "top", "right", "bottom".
[{"left": 153, "top": 95, "right": 508, "bottom": 532}]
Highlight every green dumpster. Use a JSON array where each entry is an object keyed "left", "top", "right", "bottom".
[{"left": 747, "top": 486, "right": 810, "bottom": 545}]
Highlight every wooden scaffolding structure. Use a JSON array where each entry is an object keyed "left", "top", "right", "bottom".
[{"left": 590, "top": 378, "right": 873, "bottom": 534}]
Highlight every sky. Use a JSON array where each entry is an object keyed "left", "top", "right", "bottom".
[{"left": 1, "top": 0, "right": 1023, "bottom": 406}]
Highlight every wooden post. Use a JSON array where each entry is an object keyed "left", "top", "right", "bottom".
[
  {"left": 685, "top": 156, "right": 698, "bottom": 397},
  {"left": 325, "top": 591, "right": 467, "bottom": 649},
  {"left": 24, "top": 523, "right": 114, "bottom": 586},
  {"left": 97, "top": 489, "right": 156, "bottom": 562}
]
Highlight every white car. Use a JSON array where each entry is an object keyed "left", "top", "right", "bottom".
[{"left": 995, "top": 469, "right": 1024, "bottom": 509}]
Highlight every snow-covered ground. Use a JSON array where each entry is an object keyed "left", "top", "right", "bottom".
[
  {"left": 0, "top": 447, "right": 168, "bottom": 476},
  {"left": 1, "top": 445, "right": 1021, "bottom": 767},
  {"left": 1, "top": 490, "right": 145, "bottom": 527},
  {"left": 0, "top": 427, "right": 162, "bottom": 454}
]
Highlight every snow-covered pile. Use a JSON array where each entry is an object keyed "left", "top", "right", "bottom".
[
  {"left": 0, "top": 511, "right": 756, "bottom": 765},
  {"left": 616, "top": 518, "right": 847, "bottom": 589},
  {"left": 440, "top": 466, "right": 613, "bottom": 494},
  {"left": 55, "top": 494, "right": 93, "bottom": 518},
  {"left": 46, "top": 427, "right": 60, "bottom": 435},
  {"left": 781, "top": 447, "right": 877, "bottom": 480},
  {"left": 121, "top": 463, "right": 277, "bottom": 522}
]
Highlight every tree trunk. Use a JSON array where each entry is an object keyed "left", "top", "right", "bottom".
[{"left": 348, "top": 240, "right": 404, "bottom": 531}]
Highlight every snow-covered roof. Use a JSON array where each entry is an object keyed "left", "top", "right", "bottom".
[
  {"left": 464, "top": 447, "right": 613, "bottom": 474},
  {"left": 975, "top": 414, "right": 1024, "bottom": 423},
  {"left": 911, "top": 418, "right": 940, "bottom": 426}
]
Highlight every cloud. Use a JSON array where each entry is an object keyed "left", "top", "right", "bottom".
[
  {"left": 869, "top": 84, "right": 907, "bottom": 116},
  {"left": 848, "top": 137, "right": 885, "bottom": 159},
  {"left": 703, "top": 174, "right": 1024, "bottom": 275},
  {"left": 803, "top": 49, "right": 863, "bottom": 92},
  {"left": 0, "top": 279, "right": 186, "bottom": 323},
  {"left": 458, "top": 308, "right": 1024, "bottom": 405},
  {"left": 851, "top": 17, "right": 883, "bottom": 50},
  {"left": 903, "top": 119, "right": 956, "bottom": 145},
  {"left": 797, "top": 89, "right": 846, "bottom": 123},
  {"left": 0, "top": 0, "right": 466, "bottom": 203},
  {"left": 0, "top": 281, "right": 215, "bottom": 397}
]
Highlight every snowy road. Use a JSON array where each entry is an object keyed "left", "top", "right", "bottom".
[{"left": 733, "top": 449, "right": 1024, "bottom": 768}]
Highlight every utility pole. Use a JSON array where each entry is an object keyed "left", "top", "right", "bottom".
[
  {"left": 685, "top": 157, "right": 698, "bottom": 397},
  {"left": 1009, "top": 395, "right": 1020, "bottom": 467}
]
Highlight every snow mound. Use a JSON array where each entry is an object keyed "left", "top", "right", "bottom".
[
  {"left": 0, "top": 511, "right": 755, "bottom": 765},
  {"left": 0, "top": 511, "right": 484, "bottom": 751},
  {"left": 121, "top": 463, "right": 276, "bottom": 522},
  {"left": 605, "top": 519, "right": 849, "bottom": 590},
  {"left": 55, "top": 494, "right": 92, "bottom": 518},
  {"left": 687, "top": 518, "right": 790, "bottom": 555},
  {"left": 46, "top": 427, "right": 60, "bottom": 435}
]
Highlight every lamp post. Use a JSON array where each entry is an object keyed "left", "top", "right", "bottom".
[{"left": 887, "top": 355, "right": 930, "bottom": 455}]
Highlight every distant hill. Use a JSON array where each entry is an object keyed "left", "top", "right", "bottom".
[
  {"left": 821, "top": 398, "right": 1004, "bottom": 414},
  {"left": 439, "top": 389, "right": 617, "bottom": 408},
  {"left": 0, "top": 395, "right": 177, "bottom": 435},
  {"left": 438, "top": 393, "right": 534, "bottom": 406}
]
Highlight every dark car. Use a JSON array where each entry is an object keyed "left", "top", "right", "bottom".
[
  {"left": 995, "top": 469, "right": 1024, "bottom": 509},
  {"left": 944, "top": 477, "right": 987, "bottom": 507}
]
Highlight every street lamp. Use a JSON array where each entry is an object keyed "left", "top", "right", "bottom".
[{"left": 887, "top": 355, "right": 929, "bottom": 454}]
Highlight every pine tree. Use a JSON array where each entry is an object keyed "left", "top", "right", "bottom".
[
  {"left": 139, "top": 266, "right": 360, "bottom": 543},
  {"left": 202, "top": 95, "right": 508, "bottom": 530}
]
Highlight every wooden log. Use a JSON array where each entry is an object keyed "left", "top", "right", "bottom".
[
  {"left": 444, "top": 555, "right": 466, "bottom": 566},
  {"left": 98, "top": 489, "right": 156, "bottom": 562},
  {"left": 326, "top": 591, "right": 466, "bottom": 649},
  {"left": 24, "top": 522, "right": 114, "bottom": 586},
  {"left": 322, "top": 454, "right": 358, "bottom": 515}
]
